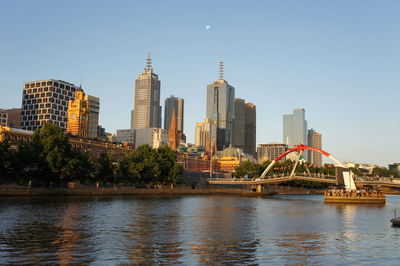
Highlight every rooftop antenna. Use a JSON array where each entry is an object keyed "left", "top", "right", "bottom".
[
  {"left": 219, "top": 60, "right": 224, "bottom": 80},
  {"left": 146, "top": 51, "right": 152, "bottom": 70}
]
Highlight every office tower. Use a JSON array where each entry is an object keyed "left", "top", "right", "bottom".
[
  {"left": 66, "top": 87, "right": 100, "bottom": 139},
  {"left": 132, "top": 53, "right": 161, "bottom": 129},
  {"left": 257, "top": 143, "right": 288, "bottom": 163},
  {"left": 194, "top": 118, "right": 217, "bottom": 152},
  {"left": 0, "top": 109, "right": 7, "bottom": 126},
  {"left": 283, "top": 108, "right": 307, "bottom": 148},
  {"left": 164, "top": 95, "right": 184, "bottom": 132},
  {"left": 130, "top": 110, "right": 134, "bottom": 129},
  {"left": 307, "top": 128, "right": 322, "bottom": 165},
  {"left": 21, "top": 79, "right": 79, "bottom": 131},
  {"left": 206, "top": 61, "right": 235, "bottom": 151},
  {"left": 232, "top": 98, "right": 256, "bottom": 155}
]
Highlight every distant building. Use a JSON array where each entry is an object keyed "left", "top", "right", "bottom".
[
  {"left": 206, "top": 61, "right": 235, "bottom": 151},
  {"left": 164, "top": 95, "right": 184, "bottom": 132},
  {"left": 116, "top": 129, "right": 135, "bottom": 145},
  {"left": 66, "top": 87, "right": 99, "bottom": 139},
  {"left": 135, "top": 128, "right": 168, "bottom": 149},
  {"left": 389, "top": 163, "right": 400, "bottom": 173},
  {"left": 232, "top": 98, "right": 256, "bottom": 155},
  {"left": 307, "top": 128, "right": 322, "bottom": 165},
  {"left": 97, "top": 125, "right": 113, "bottom": 142},
  {"left": 283, "top": 108, "right": 307, "bottom": 148},
  {"left": 21, "top": 79, "right": 79, "bottom": 131},
  {"left": 132, "top": 53, "right": 161, "bottom": 129},
  {"left": 194, "top": 118, "right": 217, "bottom": 153},
  {"left": 0, "top": 108, "right": 21, "bottom": 128},
  {"left": 168, "top": 110, "right": 179, "bottom": 150},
  {"left": 0, "top": 109, "right": 7, "bottom": 126},
  {"left": 257, "top": 143, "right": 288, "bottom": 163}
]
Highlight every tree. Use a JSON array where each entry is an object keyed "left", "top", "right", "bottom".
[
  {"left": 95, "top": 151, "right": 116, "bottom": 185},
  {"left": 63, "top": 150, "right": 95, "bottom": 183},
  {"left": 156, "top": 144, "right": 182, "bottom": 187},
  {"left": 118, "top": 144, "right": 182, "bottom": 187},
  {"left": 0, "top": 142, "right": 12, "bottom": 183},
  {"left": 34, "top": 123, "right": 72, "bottom": 182},
  {"left": 234, "top": 161, "right": 260, "bottom": 178}
]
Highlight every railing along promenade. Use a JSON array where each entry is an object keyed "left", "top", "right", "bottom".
[
  {"left": 208, "top": 175, "right": 400, "bottom": 189},
  {"left": 207, "top": 174, "right": 337, "bottom": 185}
]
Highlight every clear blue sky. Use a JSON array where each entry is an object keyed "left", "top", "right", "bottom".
[{"left": 0, "top": 0, "right": 399, "bottom": 166}]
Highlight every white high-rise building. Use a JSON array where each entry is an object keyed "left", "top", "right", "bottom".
[{"left": 283, "top": 108, "right": 307, "bottom": 148}]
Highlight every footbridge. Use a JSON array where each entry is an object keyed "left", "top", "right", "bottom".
[{"left": 207, "top": 145, "right": 354, "bottom": 192}]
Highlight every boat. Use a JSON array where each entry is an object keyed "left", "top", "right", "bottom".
[
  {"left": 324, "top": 190, "right": 386, "bottom": 204},
  {"left": 324, "top": 168, "right": 386, "bottom": 204}
]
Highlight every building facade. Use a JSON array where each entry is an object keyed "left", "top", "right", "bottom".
[
  {"left": 307, "top": 128, "right": 322, "bottom": 165},
  {"left": 21, "top": 79, "right": 79, "bottom": 131},
  {"left": 164, "top": 95, "right": 184, "bottom": 132},
  {"left": 132, "top": 53, "right": 161, "bottom": 129},
  {"left": 0, "top": 109, "right": 7, "bottom": 127},
  {"left": 257, "top": 143, "right": 288, "bottom": 163},
  {"left": 66, "top": 88, "right": 99, "bottom": 139},
  {"left": 116, "top": 129, "right": 136, "bottom": 145},
  {"left": 135, "top": 128, "right": 168, "bottom": 149},
  {"left": 194, "top": 118, "right": 217, "bottom": 153},
  {"left": 283, "top": 108, "right": 307, "bottom": 148},
  {"left": 206, "top": 61, "right": 235, "bottom": 151},
  {"left": 0, "top": 108, "right": 21, "bottom": 128},
  {"left": 232, "top": 98, "right": 256, "bottom": 155},
  {"left": 168, "top": 109, "right": 179, "bottom": 150}
]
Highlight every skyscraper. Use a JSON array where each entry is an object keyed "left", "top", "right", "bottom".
[
  {"left": 206, "top": 61, "right": 235, "bottom": 151},
  {"left": 21, "top": 79, "right": 78, "bottom": 131},
  {"left": 194, "top": 118, "right": 217, "bottom": 153},
  {"left": 283, "top": 108, "right": 307, "bottom": 148},
  {"left": 66, "top": 87, "right": 99, "bottom": 139},
  {"left": 132, "top": 53, "right": 161, "bottom": 129},
  {"left": 164, "top": 95, "right": 184, "bottom": 132},
  {"left": 232, "top": 98, "right": 256, "bottom": 155},
  {"left": 308, "top": 128, "right": 322, "bottom": 165}
]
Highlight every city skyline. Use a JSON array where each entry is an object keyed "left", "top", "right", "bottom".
[{"left": 0, "top": 1, "right": 399, "bottom": 166}]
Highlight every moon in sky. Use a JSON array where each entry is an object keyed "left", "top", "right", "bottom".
[{"left": 205, "top": 25, "right": 211, "bottom": 30}]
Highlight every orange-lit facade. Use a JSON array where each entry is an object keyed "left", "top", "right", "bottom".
[{"left": 66, "top": 88, "right": 99, "bottom": 139}]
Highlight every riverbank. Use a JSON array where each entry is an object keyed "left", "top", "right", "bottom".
[
  {"left": 1, "top": 185, "right": 398, "bottom": 197},
  {"left": 0, "top": 185, "right": 275, "bottom": 197}
]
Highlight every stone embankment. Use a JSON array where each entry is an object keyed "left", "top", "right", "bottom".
[{"left": 0, "top": 185, "right": 274, "bottom": 197}]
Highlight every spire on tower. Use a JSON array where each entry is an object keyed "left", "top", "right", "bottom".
[
  {"left": 146, "top": 51, "right": 153, "bottom": 70},
  {"left": 219, "top": 60, "right": 224, "bottom": 80}
]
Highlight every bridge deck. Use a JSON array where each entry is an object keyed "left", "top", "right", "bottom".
[
  {"left": 207, "top": 176, "right": 400, "bottom": 188},
  {"left": 207, "top": 176, "right": 336, "bottom": 185}
]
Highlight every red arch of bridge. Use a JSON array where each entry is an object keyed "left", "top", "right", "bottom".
[{"left": 260, "top": 145, "right": 345, "bottom": 179}]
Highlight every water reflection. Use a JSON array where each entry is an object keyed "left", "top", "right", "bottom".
[
  {"left": 190, "top": 197, "right": 259, "bottom": 265},
  {"left": 125, "top": 198, "right": 184, "bottom": 264},
  {"left": 52, "top": 202, "right": 94, "bottom": 265},
  {"left": 0, "top": 195, "right": 399, "bottom": 264}
]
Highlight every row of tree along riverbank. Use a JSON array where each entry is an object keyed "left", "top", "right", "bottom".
[{"left": 0, "top": 123, "right": 182, "bottom": 188}]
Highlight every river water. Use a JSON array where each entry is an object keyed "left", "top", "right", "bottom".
[{"left": 0, "top": 194, "right": 400, "bottom": 265}]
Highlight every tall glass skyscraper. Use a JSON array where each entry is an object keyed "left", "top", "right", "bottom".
[
  {"left": 283, "top": 108, "right": 307, "bottom": 148},
  {"left": 132, "top": 53, "right": 161, "bottom": 129},
  {"left": 164, "top": 95, "right": 184, "bottom": 133},
  {"left": 206, "top": 61, "right": 235, "bottom": 151}
]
